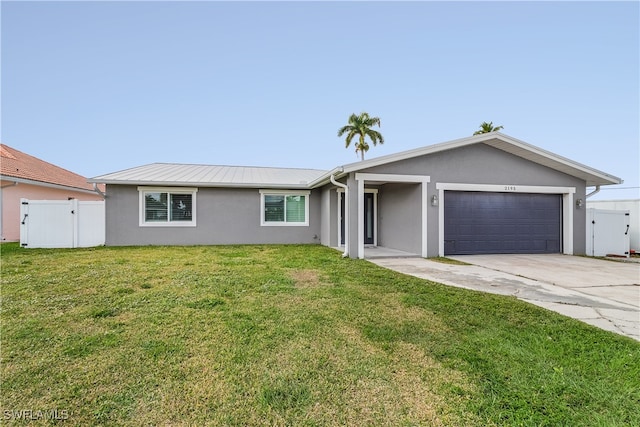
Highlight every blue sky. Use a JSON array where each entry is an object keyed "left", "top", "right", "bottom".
[{"left": 2, "top": 1, "right": 638, "bottom": 200}]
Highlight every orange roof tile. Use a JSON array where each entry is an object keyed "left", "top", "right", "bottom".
[{"left": 1, "top": 144, "right": 102, "bottom": 192}]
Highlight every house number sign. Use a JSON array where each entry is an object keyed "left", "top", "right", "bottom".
[{"left": 503, "top": 186, "right": 517, "bottom": 191}]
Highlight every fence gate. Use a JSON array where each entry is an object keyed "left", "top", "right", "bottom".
[
  {"left": 586, "top": 208, "right": 630, "bottom": 258},
  {"left": 19, "top": 199, "right": 105, "bottom": 248}
]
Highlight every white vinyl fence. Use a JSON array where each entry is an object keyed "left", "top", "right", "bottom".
[
  {"left": 587, "top": 199, "right": 639, "bottom": 251},
  {"left": 586, "top": 208, "right": 630, "bottom": 258},
  {"left": 19, "top": 199, "right": 105, "bottom": 248}
]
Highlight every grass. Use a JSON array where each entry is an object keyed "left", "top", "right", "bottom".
[
  {"left": 428, "top": 256, "right": 471, "bottom": 265},
  {"left": 1, "top": 243, "right": 639, "bottom": 426},
  {"left": 578, "top": 254, "right": 640, "bottom": 264}
]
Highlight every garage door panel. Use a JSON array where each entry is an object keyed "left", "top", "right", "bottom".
[
  {"left": 533, "top": 227, "right": 545, "bottom": 236},
  {"left": 502, "top": 225, "right": 517, "bottom": 234},
  {"left": 546, "top": 239, "right": 560, "bottom": 252},
  {"left": 546, "top": 224, "right": 558, "bottom": 234},
  {"left": 444, "top": 191, "right": 561, "bottom": 255}
]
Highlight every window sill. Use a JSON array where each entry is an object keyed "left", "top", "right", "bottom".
[
  {"left": 139, "top": 222, "right": 197, "bottom": 227},
  {"left": 260, "top": 222, "right": 308, "bottom": 227}
]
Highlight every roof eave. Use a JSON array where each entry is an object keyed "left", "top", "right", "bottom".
[
  {"left": 307, "top": 167, "right": 348, "bottom": 188},
  {"left": 1, "top": 175, "right": 100, "bottom": 195},
  {"left": 88, "top": 179, "right": 313, "bottom": 189}
]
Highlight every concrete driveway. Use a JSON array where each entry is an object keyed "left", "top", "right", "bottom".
[{"left": 370, "top": 254, "right": 640, "bottom": 341}]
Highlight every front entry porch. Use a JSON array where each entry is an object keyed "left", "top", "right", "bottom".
[
  {"left": 333, "top": 245, "right": 421, "bottom": 259},
  {"left": 353, "top": 173, "right": 431, "bottom": 259}
]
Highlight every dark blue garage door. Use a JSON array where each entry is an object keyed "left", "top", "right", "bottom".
[{"left": 444, "top": 191, "right": 562, "bottom": 255}]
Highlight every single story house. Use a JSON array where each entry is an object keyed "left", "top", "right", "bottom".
[
  {"left": 1, "top": 144, "right": 105, "bottom": 242},
  {"left": 89, "top": 133, "right": 622, "bottom": 259}
]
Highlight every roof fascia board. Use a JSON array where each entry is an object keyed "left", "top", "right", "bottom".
[
  {"left": 89, "top": 179, "right": 313, "bottom": 189},
  {"left": 307, "top": 167, "right": 347, "bottom": 188},
  {"left": 0, "top": 175, "right": 100, "bottom": 195}
]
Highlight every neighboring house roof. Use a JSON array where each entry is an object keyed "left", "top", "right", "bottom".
[
  {"left": 310, "top": 133, "right": 623, "bottom": 188},
  {"left": 89, "top": 133, "right": 623, "bottom": 189},
  {"left": 89, "top": 163, "right": 327, "bottom": 189},
  {"left": 1, "top": 144, "right": 103, "bottom": 193}
]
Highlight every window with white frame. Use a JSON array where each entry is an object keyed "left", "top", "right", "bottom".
[
  {"left": 138, "top": 187, "right": 197, "bottom": 226},
  {"left": 260, "top": 190, "right": 310, "bottom": 226}
]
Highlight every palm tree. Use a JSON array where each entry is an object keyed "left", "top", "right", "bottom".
[
  {"left": 337, "top": 112, "right": 384, "bottom": 161},
  {"left": 473, "top": 121, "right": 504, "bottom": 135}
]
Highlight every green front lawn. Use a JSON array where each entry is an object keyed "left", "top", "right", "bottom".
[{"left": 1, "top": 243, "right": 638, "bottom": 426}]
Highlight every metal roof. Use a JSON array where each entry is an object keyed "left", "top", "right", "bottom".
[
  {"left": 89, "top": 163, "right": 328, "bottom": 189},
  {"left": 309, "top": 133, "right": 622, "bottom": 188},
  {"left": 90, "top": 133, "right": 623, "bottom": 189}
]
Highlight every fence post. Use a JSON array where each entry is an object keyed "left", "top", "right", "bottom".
[
  {"left": 71, "top": 199, "right": 79, "bottom": 248},
  {"left": 19, "top": 198, "right": 29, "bottom": 247}
]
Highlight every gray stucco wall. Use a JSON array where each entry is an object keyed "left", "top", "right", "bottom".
[
  {"left": 342, "top": 143, "right": 587, "bottom": 257},
  {"left": 105, "top": 185, "right": 322, "bottom": 246},
  {"left": 378, "top": 183, "right": 422, "bottom": 254}
]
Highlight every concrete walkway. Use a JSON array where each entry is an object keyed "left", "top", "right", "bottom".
[{"left": 369, "top": 254, "right": 640, "bottom": 341}]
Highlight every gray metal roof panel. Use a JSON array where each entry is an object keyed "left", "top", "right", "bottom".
[{"left": 89, "top": 163, "right": 328, "bottom": 188}]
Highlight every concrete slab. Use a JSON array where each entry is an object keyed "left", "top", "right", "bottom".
[
  {"left": 331, "top": 246, "right": 420, "bottom": 259},
  {"left": 576, "top": 285, "right": 639, "bottom": 306},
  {"left": 447, "top": 254, "right": 640, "bottom": 288},
  {"left": 370, "top": 255, "right": 640, "bottom": 341},
  {"left": 364, "top": 246, "right": 420, "bottom": 259}
]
